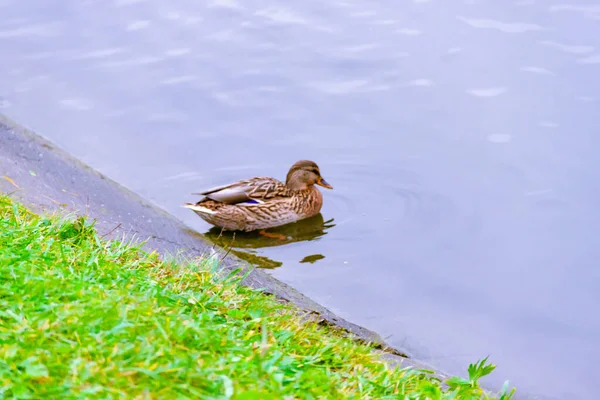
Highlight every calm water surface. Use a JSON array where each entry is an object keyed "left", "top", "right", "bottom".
[{"left": 2, "top": 1, "right": 600, "bottom": 398}]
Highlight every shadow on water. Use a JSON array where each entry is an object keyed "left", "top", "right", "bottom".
[{"left": 203, "top": 213, "right": 336, "bottom": 269}]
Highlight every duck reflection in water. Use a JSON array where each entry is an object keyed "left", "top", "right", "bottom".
[
  {"left": 204, "top": 213, "right": 335, "bottom": 269},
  {"left": 185, "top": 160, "right": 335, "bottom": 268}
]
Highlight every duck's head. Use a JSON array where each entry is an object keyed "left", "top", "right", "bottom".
[{"left": 285, "top": 160, "right": 333, "bottom": 191}]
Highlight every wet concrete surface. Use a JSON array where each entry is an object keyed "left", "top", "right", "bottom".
[{"left": 0, "top": 115, "right": 454, "bottom": 380}]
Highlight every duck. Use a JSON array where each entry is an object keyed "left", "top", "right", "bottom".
[{"left": 184, "top": 160, "right": 333, "bottom": 235}]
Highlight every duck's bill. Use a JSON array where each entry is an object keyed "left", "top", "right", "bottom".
[{"left": 317, "top": 177, "right": 333, "bottom": 189}]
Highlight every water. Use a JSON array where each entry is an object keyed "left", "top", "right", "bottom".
[{"left": 1, "top": 1, "right": 600, "bottom": 398}]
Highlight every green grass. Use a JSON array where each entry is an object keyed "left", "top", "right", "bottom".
[{"left": 0, "top": 196, "right": 516, "bottom": 399}]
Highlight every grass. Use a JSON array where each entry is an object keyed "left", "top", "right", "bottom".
[{"left": 0, "top": 196, "right": 516, "bottom": 399}]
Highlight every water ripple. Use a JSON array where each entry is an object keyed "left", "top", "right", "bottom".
[
  {"left": 307, "top": 80, "right": 390, "bottom": 94},
  {"left": 549, "top": 4, "right": 600, "bottom": 14},
  {"left": 59, "top": 98, "right": 93, "bottom": 111},
  {"left": 406, "top": 79, "right": 434, "bottom": 87},
  {"left": 208, "top": 0, "right": 242, "bottom": 10},
  {"left": 321, "top": 161, "right": 456, "bottom": 237},
  {"left": 72, "top": 48, "right": 128, "bottom": 60},
  {"left": 126, "top": 20, "right": 150, "bottom": 31},
  {"left": 397, "top": 28, "right": 422, "bottom": 36},
  {"left": 114, "top": 0, "right": 148, "bottom": 7},
  {"left": 255, "top": 7, "right": 307, "bottom": 24},
  {"left": 488, "top": 134, "right": 512, "bottom": 143},
  {"left": 520, "top": 66, "right": 555, "bottom": 75},
  {"left": 539, "top": 40, "right": 595, "bottom": 54},
  {"left": 577, "top": 55, "right": 600, "bottom": 64},
  {"left": 0, "top": 23, "right": 61, "bottom": 38},
  {"left": 457, "top": 16, "right": 544, "bottom": 33},
  {"left": 466, "top": 87, "right": 507, "bottom": 97}
]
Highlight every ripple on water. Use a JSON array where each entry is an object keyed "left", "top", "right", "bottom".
[
  {"left": 457, "top": 16, "right": 544, "bottom": 33},
  {"left": 406, "top": 79, "right": 434, "bottom": 87},
  {"left": 466, "top": 87, "right": 507, "bottom": 97},
  {"left": 538, "top": 40, "right": 595, "bottom": 55},
  {"left": 528, "top": 197, "right": 572, "bottom": 218},
  {"left": 208, "top": 0, "right": 242, "bottom": 10},
  {"left": 488, "top": 133, "right": 512, "bottom": 143},
  {"left": 0, "top": 97, "right": 11, "bottom": 109},
  {"left": 577, "top": 55, "right": 600, "bottom": 64},
  {"left": 158, "top": 163, "right": 275, "bottom": 188},
  {"left": 396, "top": 28, "right": 422, "bottom": 36},
  {"left": 321, "top": 161, "right": 457, "bottom": 239},
  {"left": 520, "top": 66, "right": 555, "bottom": 76}
]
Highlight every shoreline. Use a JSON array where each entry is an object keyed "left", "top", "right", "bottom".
[
  {"left": 0, "top": 114, "right": 444, "bottom": 377},
  {"left": 2, "top": 194, "right": 512, "bottom": 398}
]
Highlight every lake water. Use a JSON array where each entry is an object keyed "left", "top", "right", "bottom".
[{"left": 1, "top": 1, "right": 600, "bottom": 398}]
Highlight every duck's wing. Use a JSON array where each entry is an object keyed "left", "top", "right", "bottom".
[
  {"left": 193, "top": 177, "right": 291, "bottom": 205},
  {"left": 194, "top": 181, "right": 252, "bottom": 204}
]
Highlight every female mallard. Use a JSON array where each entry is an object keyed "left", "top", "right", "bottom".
[{"left": 184, "top": 160, "right": 333, "bottom": 234}]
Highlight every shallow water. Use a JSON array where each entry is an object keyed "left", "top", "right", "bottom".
[{"left": 2, "top": 1, "right": 600, "bottom": 398}]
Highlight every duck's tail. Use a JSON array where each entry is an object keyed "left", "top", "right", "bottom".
[{"left": 183, "top": 203, "right": 217, "bottom": 215}]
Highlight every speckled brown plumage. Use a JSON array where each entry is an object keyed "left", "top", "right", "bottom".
[{"left": 184, "top": 160, "right": 332, "bottom": 232}]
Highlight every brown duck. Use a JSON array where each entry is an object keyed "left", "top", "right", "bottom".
[{"left": 184, "top": 160, "right": 333, "bottom": 235}]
